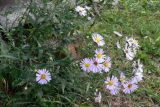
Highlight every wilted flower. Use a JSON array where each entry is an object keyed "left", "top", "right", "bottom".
[
  {"left": 124, "top": 37, "right": 140, "bottom": 60},
  {"left": 95, "top": 48, "right": 106, "bottom": 63},
  {"left": 126, "top": 37, "right": 139, "bottom": 48},
  {"left": 36, "top": 69, "right": 51, "bottom": 85},
  {"left": 95, "top": 92, "right": 102, "bottom": 103},
  {"left": 92, "top": 33, "right": 105, "bottom": 46},
  {"left": 80, "top": 58, "right": 92, "bottom": 72},
  {"left": 133, "top": 59, "right": 143, "bottom": 73},
  {"left": 123, "top": 81, "right": 138, "bottom": 94},
  {"left": 102, "top": 57, "right": 111, "bottom": 73},
  {"left": 90, "top": 58, "right": 103, "bottom": 73},
  {"left": 132, "top": 74, "right": 143, "bottom": 83},
  {"left": 124, "top": 45, "right": 135, "bottom": 61},
  {"left": 132, "top": 59, "right": 143, "bottom": 83}
]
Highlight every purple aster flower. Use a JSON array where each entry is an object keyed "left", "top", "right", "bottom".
[
  {"left": 90, "top": 58, "right": 103, "bottom": 73},
  {"left": 123, "top": 80, "right": 138, "bottom": 94},
  {"left": 105, "top": 76, "right": 119, "bottom": 90},
  {"left": 95, "top": 48, "right": 106, "bottom": 63},
  {"left": 36, "top": 69, "right": 51, "bottom": 85},
  {"left": 102, "top": 57, "right": 111, "bottom": 73},
  {"left": 80, "top": 58, "right": 92, "bottom": 72}
]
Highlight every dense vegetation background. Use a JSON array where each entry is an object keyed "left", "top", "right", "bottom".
[{"left": 0, "top": 0, "right": 160, "bottom": 107}]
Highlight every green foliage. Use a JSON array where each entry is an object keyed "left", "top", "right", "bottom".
[
  {"left": 0, "top": 0, "right": 160, "bottom": 107},
  {"left": 0, "top": 0, "right": 94, "bottom": 106}
]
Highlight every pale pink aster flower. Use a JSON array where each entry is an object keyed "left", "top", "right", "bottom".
[
  {"left": 102, "top": 57, "right": 111, "bottom": 73},
  {"left": 95, "top": 48, "right": 106, "bottom": 63},
  {"left": 36, "top": 69, "right": 51, "bottom": 85},
  {"left": 75, "top": 6, "right": 87, "bottom": 16},
  {"left": 123, "top": 81, "right": 138, "bottom": 94},
  {"left": 92, "top": 33, "right": 105, "bottom": 46},
  {"left": 105, "top": 76, "right": 119, "bottom": 90},
  {"left": 80, "top": 58, "right": 92, "bottom": 73},
  {"left": 75, "top": 6, "right": 83, "bottom": 12},
  {"left": 90, "top": 58, "right": 103, "bottom": 73}
]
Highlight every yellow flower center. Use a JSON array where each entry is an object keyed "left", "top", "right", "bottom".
[
  {"left": 97, "top": 53, "right": 102, "bottom": 58},
  {"left": 41, "top": 74, "right": 46, "bottom": 80},
  {"left": 108, "top": 80, "right": 113, "bottom": 86},
  {"left": 85, "top": 63, "right": 90, "bottom": 68},
  {"left": 128, "top": 84, "right": 132, "bottom": 89},
  {"left": 95, "top": 37, "right": 101, "bottom": 43},
  {"left": 104, "top": 62, "right": 109, "bottom": 67}
]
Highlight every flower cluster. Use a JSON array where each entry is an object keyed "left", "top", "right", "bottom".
[
  {"left": 75, "top": 5, "right": 91, "bottom": 17},
  {"left": 105, "top": 33, "right": 143, "bottom": 95},
  {"left": 105, "top": 65, "right": 143, "bottom": 95},
  {"left": 80, "top": 32, "right": 144, "bottom": 99},
  {"left": 80, "top": 33, "right": 111, "bottom": 73}
]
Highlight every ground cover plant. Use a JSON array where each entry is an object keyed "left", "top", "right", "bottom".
[{"left": 0, "top": 0, "right": 160, "bottom": 107}]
